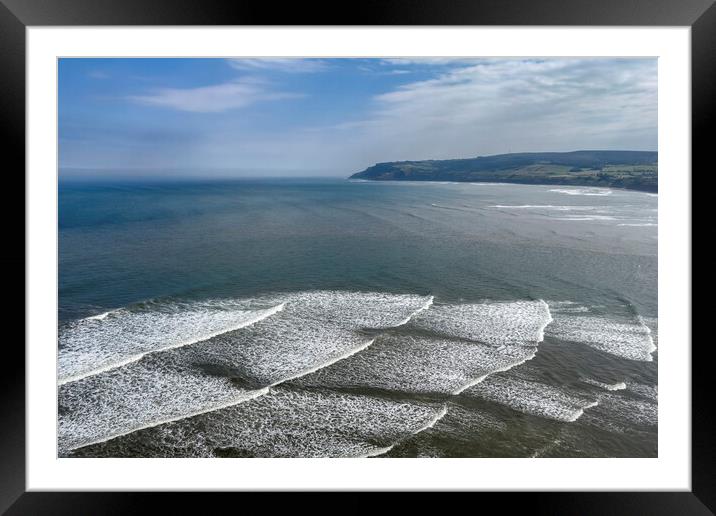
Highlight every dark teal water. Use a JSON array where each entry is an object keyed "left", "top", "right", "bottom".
[{"left": 59, "top": 178, "right": 657, "bottom": 458}]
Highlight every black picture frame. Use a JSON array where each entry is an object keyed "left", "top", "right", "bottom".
[{"left": 2, "top": 0, "right": 710, "bottom": 512}]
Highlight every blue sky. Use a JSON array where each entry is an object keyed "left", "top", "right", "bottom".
[{"left": 59, "top": 57, "right": 657, "bottom": 178}]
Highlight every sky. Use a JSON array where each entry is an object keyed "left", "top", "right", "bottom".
[{"left": 58, "top": 57, "right": 657, "bottom": 178}]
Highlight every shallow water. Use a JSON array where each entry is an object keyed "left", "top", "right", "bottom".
[{"left": 59, "top": 178, "right": 657, "bottom": 457}]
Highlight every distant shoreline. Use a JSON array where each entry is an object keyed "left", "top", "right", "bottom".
[
  {"left": 348, "top": 177, "right": 657, "bottom": 193},
  {"left": 349, "top": 150, "right": 658, "bottom": 193}
]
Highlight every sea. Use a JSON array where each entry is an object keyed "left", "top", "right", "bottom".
[{"left": 58, "top": 177, "right": 658, "bottom": 458}]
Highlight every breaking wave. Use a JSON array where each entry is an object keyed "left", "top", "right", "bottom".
[
  {"left": 549, "top": 188, "right": 613, "bottom": 196},
  {"left": 546, "top": 302, "right": 656, "bottom": 361},
  {"left": 70, "top": 387, "right": 448, "bottom": 458},
  {"left": 59, "top": 291, "right": 431, "bottom": 452},
  {"left": 58, "top": 300, "right": 286, "bottom": 384},
  {"left": 464, "top": 374, "right": 599, "bottom": 422},
  {"left": 59, "top": 293, "right": 657, "bottom": 457},
  {"left": 583, "top": 378, "right": 627, "bottom": 391}
]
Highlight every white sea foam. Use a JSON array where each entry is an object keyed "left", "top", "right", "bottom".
[
  {"left": 72, "top": 387, "right": 448, "bottom": 458},
  {"left": 59, "top": 375, "right": 269, "bottom": 452},
  {"left": 382, "top": 402, "right": 510, "bottom": 458},
  {"left": 293, "top": 299, "right": 551, "bottom": 401},
  {"left": 362, "top": 445, "right": 397, "bottom": 458},
  {"left": 190, "top": 291, "right": 432, "bottom": 387},
  {"left": 580, "top": 391, "right": 657, "bottom": 432},
  {"left": 582, "top": 378, "right": 627, "bottom": 391},
  {"left": 547, "top": 301, "right": 590, "bottom": 313},
  {"left": 639, "top": 316, "right": 658, "bottom": 347},
  {"left": 269, "top": 338, "right": 377, "bottom": 387},
  {"left": 60, "top": 334, "right": 374, "bottom": 452},
  {"left": 490, "top": 205, "right": 598, "bottom": 211},
  {"left": 366, "top": 404, "right": 449, "bottom": 457},
  {"left": 491, "top": 204, "right": 559, "bottom": 209},
  {"left": 61, "top": 291, "right": 656, "bottom": 457},
  {"left": 410, "top": 299, "right": 552, "bottom": 346},
  {"left": 465, "top": 375, "right": 599, "bottom": 422},
  {"left": 549, "top": 188, "right": 613, "bottom": 196},
  {"left": 452, "top": 351, "right": 538, "bottom": 395},
  {"left": 85, "top": 310, "right": 114, "bottom": 321},
  {"left": 294, "top": 332, "right": 537, "bottom": 396},
  {"left": 468, "top": 182, "right": 513, "bottom": 186},
  {"left": 58, "top": 300, "right": 286, "bottom": 384},
  {"left": 59, "top": 291, "right": 432, "bottom": 451},
  {"left": 546, "top": 308, "right": 656, "bottom": 362},
  {"left": 617, "top": 223, "right": 657, "bottom": 227},
  {"left": 430, "top": 402, "right": 507, "bottom": 436},
  {"left": 394, "top": 296, "right": 434, "bottom": 326},
  {"left": 557, "top": 215, "right": 617, "bottom": 221},
  {"left": 626, "top": 382, "right": 658, "bottom": 402}
]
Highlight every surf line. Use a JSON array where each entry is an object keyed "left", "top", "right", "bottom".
[
  {"left": 61, "top": 387, "right": 272, "bottom": 454},
  {"left": 536, "top": 299, "right": 554, "bottom": 342},
  {"left": 66, "top": 338, "right": 381, "bottom": 452},
  {"left": 637, "top": 315, "right": 658, "bottom": 360},
  {"left": 361, "top": 404, "right": 450, "bottom": 458},
  {"left": 451, "top": 349, "right": 539, "bottom": 395},
  {"left": 566, "top": 400, "right": 599, "bottom": 423},
  {"left": 85, "top": 310, "right": 115, "bottom": 321},
  {"left": 451, "top": 299, "right": 553, "bottom": 395},
  {"left": 582, "top": 377, "right": 627, "bottom": 391},
  {"left": 367, "top": 298, "right": 555, "bottom": 458},
  {"left": 67, "top": 299, "right": 436, "bottom": 451},
  {"left": 58, "top": 303, "right": 287, "bottom": 386},
  {"left": 394, "top": 296, "right": 434, "bottom": 327}
]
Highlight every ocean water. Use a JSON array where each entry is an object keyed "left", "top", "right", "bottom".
[{"left": 58, "top": 178, "right": 657, "bottom": 458}]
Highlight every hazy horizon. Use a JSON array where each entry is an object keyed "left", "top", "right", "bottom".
[
  {"left": 59, "top": 57, "right": 657, "bottom": 179},
  {"left": 59, "top": 148, "right": 658, "bottom": 181}
]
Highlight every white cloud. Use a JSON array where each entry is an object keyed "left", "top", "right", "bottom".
[
  {"left": 330, "top": 58, "right": 657, "bottom": 169},
  {"left": 96, "top": 58, "right": 656, "bottom": 176},
  {"left": 379, "top": 58, "right": 490, "bottom": 67},
  {"left": 127, "top": 78, "right": 302, "bottom": 113},
  {"left": 227, "top": 58, "right": 329, "bottom": 73}
]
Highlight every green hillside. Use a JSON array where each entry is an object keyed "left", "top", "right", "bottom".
[{"left": 349, "top": 151, "right": 658, "bottom": 192}]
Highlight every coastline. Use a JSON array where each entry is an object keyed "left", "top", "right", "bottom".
[{"left": 347, "top": 177, "right": 657, "bottom": 193}]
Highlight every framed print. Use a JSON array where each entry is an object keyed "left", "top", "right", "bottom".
[{"left": 3, "top": 0, "right": 712, "bottom": 511}]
